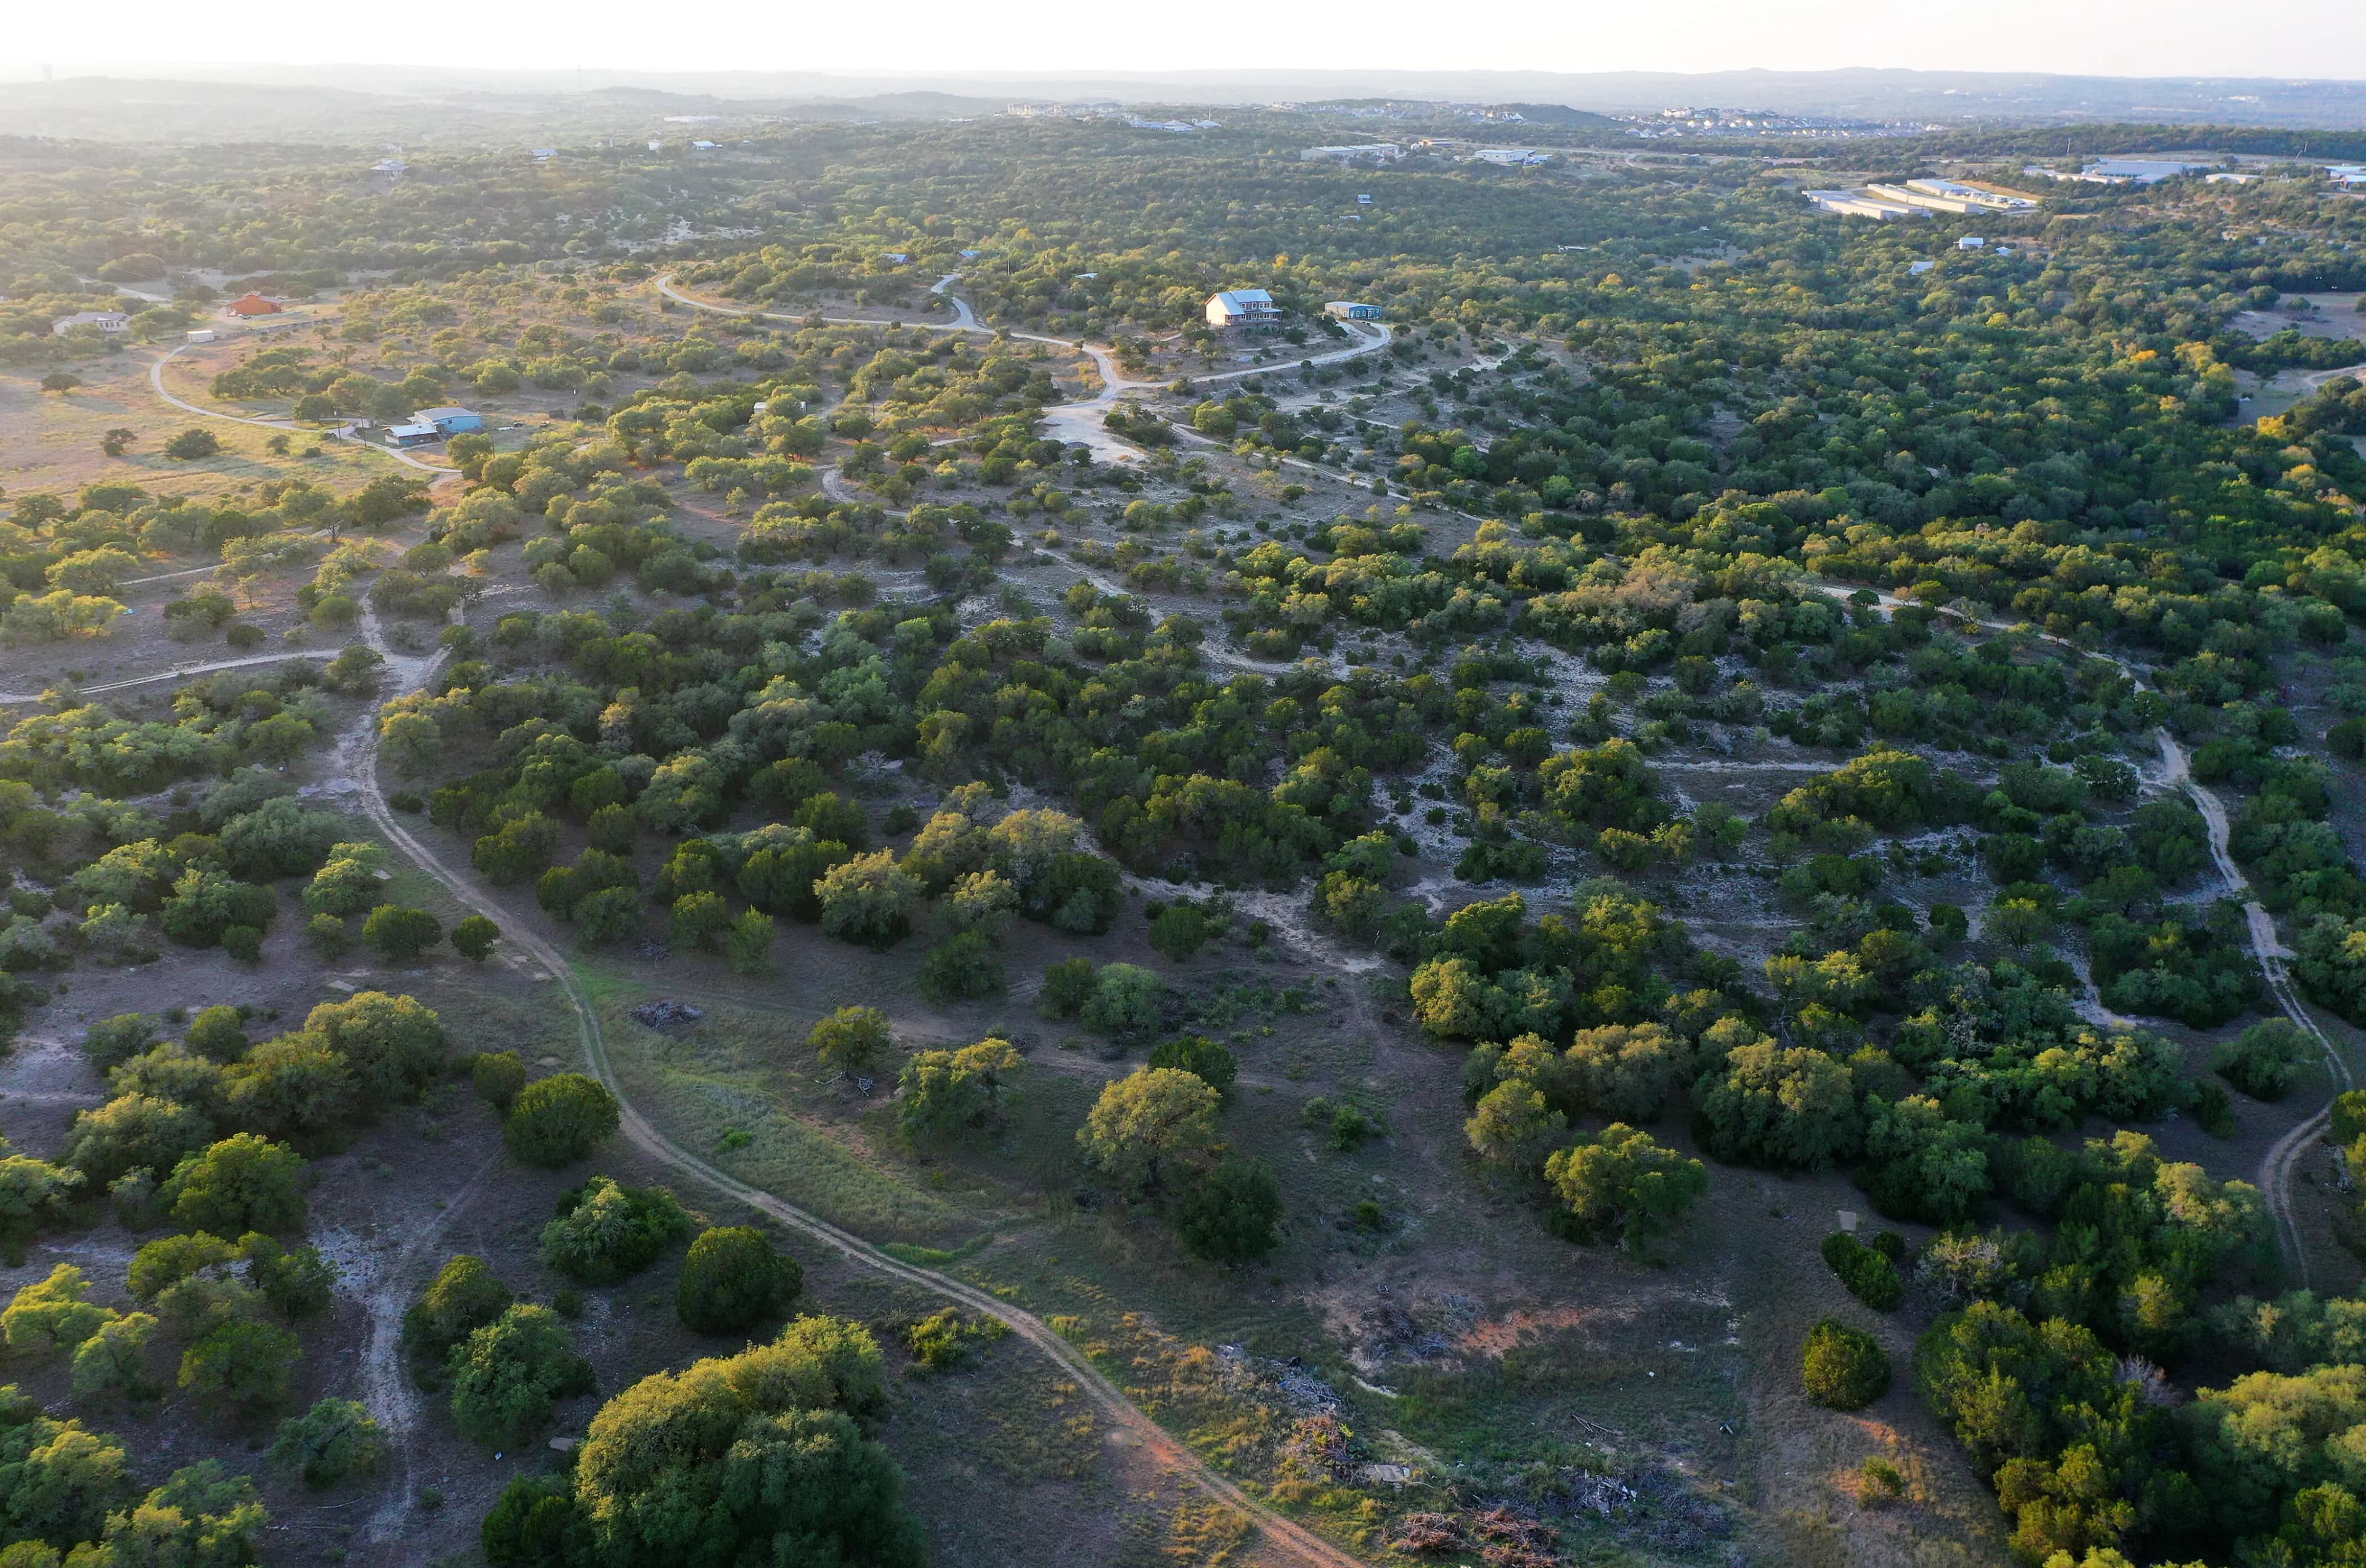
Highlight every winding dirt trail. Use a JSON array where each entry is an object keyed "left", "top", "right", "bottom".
[
  {"left": 337, "top": 612, "right": 1369, "bottom": 1565},
  {"left": 1824, "top": 579, "right": 2356, "bottom": 1279}
]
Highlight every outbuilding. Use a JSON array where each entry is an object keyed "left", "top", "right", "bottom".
[
  {"left": 51, "top": 311, "right": 130, "bottom": 336},
  {"left": 1325, "top": 301, "right": 1383, "bottom": 320},
  {"left": 226, "top": 293, "right": 284, "bottom": 317},
  {"left": 413, "top": 406, "right": 484, "bottom": 436},
  {"left": 385, "top": 421, "right": 441, "bottom": 448}
]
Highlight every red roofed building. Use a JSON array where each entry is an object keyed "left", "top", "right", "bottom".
[{"left": 226, "top": 293, "right": 284, "bottom": 317}]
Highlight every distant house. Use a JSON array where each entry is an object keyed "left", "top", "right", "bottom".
[
  {"left": 51, "top": 310, "right": 130, "bottom": 336},
  {"left": 413, "top": 406, "right": 484, "bottom": 436},
  {"left": 1325, "top": 301, "right": 1383, "bottom": 320},
  {"left": 1470, "top": 148, "right": 1549, "bottom": 167},
  {"left": 185, "top": 328, "right": 218, "bottom": 343},
  {"left": 1301, "top": 144, "right": 1402, "bottom": 164},
  {"left": 959, "top": 248, "right": 983, "bottom": 259},
  {"left": 1205, "top": 288, "right": 1280, "bottom": 330},
  {"left": 1957, "top": 236, "right": 1986, "bottom": 250},
  {"left": 226, "top": 293, "right": 284, "bottom": 317},
  {"left": 882, "top": 252, "right": 911, "bottom": 266},
  {"left": 385, "top": 421, "right": 442, "bottom": 448},
  {"left": 2330, "top": 164, "right": 2366, "bottom": 187}
]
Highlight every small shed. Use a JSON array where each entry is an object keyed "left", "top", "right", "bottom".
[{"left": 413, "top": 406, "right": 484, "bottom": 436}]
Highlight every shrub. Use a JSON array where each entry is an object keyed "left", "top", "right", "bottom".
[
  {"left": 1176, "top": 1157, "right": 1283, "bottom": 1263},
  {"left": 540, "top": 1177, "right": 695, "bottom": 1285},
  {"left": 161, "top": 1134, "right": 306, "bottom": 1235},
  {"left": 1147, "top": 1034, "right": 1237, "bottom": 1098},
  {"left": 184, "top": 1005, "right": 248, "bottom": 1063},
  {"left": 916, "top": 930, "right": 1004, "bottom": 1002},
  {"left": 449, "top": 1304, "right": 595, "bottom": 1447},
  {"left": 270, "top": 1397, "right": 386, "bottom": 1487},
  {"left": 363, "top": 904, "right": 441, "bottom": 961},
  {"left": 165, "top": 428, "right": 221, "bottom": 460},
  {"left": 1038, "top": 957, "right": 1097, "bottom": 1018},
  {"left": 2214, "top": 1017, "right": 2311, "bottom": 1100},
  {"left": 83, "top": 1014, "right": 157, "bottom": 1071},
  {"left": 1081, "top": 962, "right": 1164, "bottom": 1038},
  {"left": 1820, "top": 1232, "right": 1905, "bottom": 1310},
  {"left": 807, "top": 1006, "right": 891, "bottom": 1074},
  {"left": 903, "top": 1308, "right": 1007, "bottom": 1372},
  {"left": 504, "top": 1074, "right": 620, "bottom": 1167},
  {"left": 1801, "top": 1319, "right": 1890, "bottom": 1409},
  {"left": 221, "top": 925, "right": 264, "bottom": 962},
  {"left": 1147, "top": 903, "right": 1211, "bottom": 961},
  {"left": 473, "top": 1050, "right": 528, "bottom": 1111},
  {"left": 678, "top": 1227, "right": 803, "bottom": 1335}
]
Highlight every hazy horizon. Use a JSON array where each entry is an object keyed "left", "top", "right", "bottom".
[{"left": 7, "top": 0, "right": 2366, "bottom": 83}]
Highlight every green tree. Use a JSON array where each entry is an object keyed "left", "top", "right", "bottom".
[
  {"left": 449, "top": 1305, "right": 595, "bottom": 1448},
  {"left": 303, "top": 989, "right": 448, "bottom": 1103},
  {"left": 2216, "top": 1018, "right": 2311, "bottom": 1100},
  {"left": 1076, "top": 1067, "right": 1219, "bottom": 1195},
  {"left": 503, "top": 1074, "right": 620, "bottom": 1168},
  {"left": 402, "top": 1255, "right": 513, "bottom": 1370},
  {"left": 1, "top": 1265, "right": 114, "bottom": 1359},
  {"left": 726, "top": 909, "right": 774, "bottom": 974},
  {"left": 242, "top": 1233, "right": 336, "bottom": 1320},
  {"left": 1038, "top": 957, "right": 1096, "bottom": 1018},
  {"left": 1544, "top": 1124, "right": 1710, "bottom": 1252},
  {"left": 164, "top": 428, "right": 221, "bottom": 460},
  {"left": 670, "top": 891, "right": 731, "bottom": 951},
  {"left": 916, "top": 930, "right": 1004, "bottom": 1001},
  {"left": 815, "top": 850, "right": 921, "bottom": 947},
  {"left": 677, "top": 1227, "right": 803, "bottom": 1335},
  {"left": 362, "top": 904, "right": 441, "bottom": 961},
  {"left": 807, "top": 1006, "right": 892, "bottom": 1075},
  {"left": 69, "top": 1311, "right": 160, "bottom": 1402},
  {"left": 896, "top": 1038, "right": 1023, "bottom": 1137},
  {"left": 1465, "top": 1080, "right": 1566, "bottom": 1171},
  {"left": 161, "top": 1135, "right": 306, "bottom": 1235},
  {"left": 567, "top": 1318, "right": 921, "bottom": 1566},
  {"left": 1176, "top": 1157, "right": 1282, "bottom": 1263},
  {"left": 270, "top": 1397, "right": 386, "bottom": 1487},
  {"left": 180, "top": 1316, "right": 301, "bottom": 1408},
  {"left": 452, "top": 913, "right": 501, "bottom": 962}
]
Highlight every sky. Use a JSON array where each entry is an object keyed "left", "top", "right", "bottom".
[{"left": 4, "top": 0, "right": 2365, "bottom": 81}]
